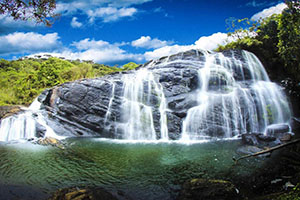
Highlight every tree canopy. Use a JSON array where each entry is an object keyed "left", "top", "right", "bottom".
[
  {"left": 0, "top": 0, "right": 58, "bottom": 26},
  {"left": 217, "top": 0, "right": 300, "bottom": 82}
]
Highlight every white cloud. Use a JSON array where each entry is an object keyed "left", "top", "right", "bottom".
[
  {"left": 131, "top": 36, "right": 173, "bottom": 49},
  {"left": 56, "top": 0, "right": 152, "bottom": 8},
  {"left": 194, "top": 32, "right": 233, "bottom": 50},
  {"left": 0, "top": 15, "right": 42, "bottom": 34},
  {"left": 55, "top": 0, "right": 149, "bottom": 24},
  {"left": 31, "top": 38, "right": 143, "bottom": 64},
  {"left": 71, "top": 17, "right": 83, "bottom": 28},
  {"left": 16, "top": 32, "right": 232, "bottom": 65},
  {"left": 35, "top": 49, "right": 143, "bottom": 64},
  {"left": 251, "top": 3, "right": 287, "bottom": 21},
  {"left": 88, "top": 7, "right": 137, "bottom": 23},
  {"left": 0, "top": 0, "right": 151, "bottom": 30},
  {"left": 143, "top": 32, "right": 232, "bottom": 60},
  {"left": 72, "top": 38, "right": 110, "bottom": 50},
  {"left": 144, "top": 44, "right": 193, "bottom": 60},
  {"left": 0, "top": 32, "right": 61, "bottom": 55},
  {"left": 107, "top": 0, "right": 153, "bottom": 7},
  {"left": 70, "top": 38, "right": 143, "bottom": 63}
]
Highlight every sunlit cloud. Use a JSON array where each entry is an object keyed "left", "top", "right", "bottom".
[
  {"left": 251, "top": 3, "right": 287, "bottom": 21},
  {"left": 131, "top": 36, "right": 173, "bottom": 49},
  {"left": 55, "top": 0, "right": 152, "bottom": 24},
  {"left": 71, "top": 17, "right": 83, "bottom": 28},
  {"left": 0, "top": 32, "right": 61, "bottom": 55},
  {"left": 30, "top": 37, "right": 143, "bottom": 64},
  {"left": 143, "top": 32, "right": 233, "bottom": 60},
  {"left": 87, "top": 7, "right": 137, "bottom": 23}
]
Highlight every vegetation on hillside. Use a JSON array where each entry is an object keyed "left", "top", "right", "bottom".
[
  {"left": 0, "top": 56, "right": 139, "bottom": 106},
  {"left": 217, "top": 0, "right": 300, "bottom": 83}
]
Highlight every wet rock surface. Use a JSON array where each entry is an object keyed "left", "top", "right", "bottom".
[
  {"left": 37, "top": 49, "right": 209, "bottom": 139},
  {"left": 32, "top": 49, "right": 291, "bottom": 140},
  {"left": 32, "top": 137, "right": 65, "bottom": 149},
  {"left": 177, "top": 178, "right": 239, "bottom": 200},
  {"left": 0, "top": 105, "right": 24, "bottom": 119}
]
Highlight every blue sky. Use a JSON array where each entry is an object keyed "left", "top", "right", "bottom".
[{"left": 0, "top": 0, "right": 286, "bottom": 65}]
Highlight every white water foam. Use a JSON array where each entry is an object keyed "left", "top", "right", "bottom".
[{"left": 0, "top": 99, "right": 65, "bottom": 142}]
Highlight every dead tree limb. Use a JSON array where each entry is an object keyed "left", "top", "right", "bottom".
[{"left": 233, "top": 138, "right": 300, "bottom": 163}]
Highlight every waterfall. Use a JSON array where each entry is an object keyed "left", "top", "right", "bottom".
[
  {"left": 0, "top": 49, "right": 292, "bottom": 142},
  {"left": 0, "top": 111, "right": 36, "bottom": 142},
  {"left": 120, "top": 68, "right": 169, "bottom": 140},
  {"left": 181, "top": 50, "right": 291, "bottom": 141},
  {"left": 0, "top": 99, "right": 63, "bottom": 142},
  {"left": 104, "top": 80, "right": 116, "bottom": 124}
]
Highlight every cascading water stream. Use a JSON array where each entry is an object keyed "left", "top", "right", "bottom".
[
  {"left": 181, "top": 50, "right": 291, "bottom": 141},
  {"left": 120, "top": 68, "right": 169, "bottom": 140},
  {"left": 0, "top": 99, "right": 63, "bottom": 142}
]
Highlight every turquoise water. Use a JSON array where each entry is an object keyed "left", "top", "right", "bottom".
[{"left": 0, "top": 138, "right": 267, "bottom": 200}]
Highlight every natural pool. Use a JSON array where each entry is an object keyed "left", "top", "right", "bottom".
[{"left": 0, "top": 138, "right": 274, "bottom": 200}]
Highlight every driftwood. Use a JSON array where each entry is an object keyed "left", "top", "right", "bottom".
[{"left": 233, "top": 138, "right": 300, "bottom": 163}]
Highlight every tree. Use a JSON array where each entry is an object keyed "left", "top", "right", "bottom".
[
  {"left": 122, "top": 62, "right": 139, "bottom": 71},
  {"left": 217, "top": 0, "right": 300, "bottom": 81},
  {"left": 277, "top": 0, "right": 300, "bottom": 79},
  {"left": 0, "top": 0, "right": 58, "bottom": 26}
]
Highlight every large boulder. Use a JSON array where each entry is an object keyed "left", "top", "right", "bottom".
[{"left": 38, "top": 50, "right": 206, "bottom": 139}]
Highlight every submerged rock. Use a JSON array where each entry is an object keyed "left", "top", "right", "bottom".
[
  {"left": 177, "top": 178, "right": 239, "bottom": 200},
  {"left": 236, "top": 145, "right": 266, "bottom": 156},
  {"left": 242, "top": 133, "right": 259, "bottom": 146},
  {"left": 241, "top": 131, "right": 293, "bottom": 148},
  {"left": 48, "top": 187, "right": 118, "bottom": 200},
  {"left": 33, "top": 137, "right": 65, "bottom": 149}
]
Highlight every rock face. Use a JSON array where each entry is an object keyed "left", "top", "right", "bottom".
[
  {"left": 32, "top": 49, "right": 291, "bottom": 141},
  {"left": 0, "top": 106, "right": 24, "bottom": 120}
]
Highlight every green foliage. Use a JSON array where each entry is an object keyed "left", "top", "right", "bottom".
[
  {"left": 277, "top": 1, "right": 300, "bottom": 80},
  {"left": 0, "top": 57, "right": 139, "bottom": 106},
  {"left": 217, "top": 1, "right": 300, "bottom": 82},
  {"left": 122, "top": 62, "right": 139, "bottom": 71},
  {"left": 0, "top": 0, "right": 59, "bottom": 26},
  {"left": 275, "top": 183, "right": 300, "bottom": 200}
]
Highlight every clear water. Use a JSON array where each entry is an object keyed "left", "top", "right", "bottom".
[{"left": 0, "top": 138, "right": 269, "bottom": 200}]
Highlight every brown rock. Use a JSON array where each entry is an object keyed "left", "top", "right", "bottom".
[
  {"left": 35, "top": 137, "right": 65, "bottom": 149},
  {"left": 0, "top": 105, "right": 24, "bottom": 119},
  {"left": 48, "top": 187, "right": 118, "bottom": 200},
  {"left": 177, "top": 178, "right": 239, "bottom": 200}
]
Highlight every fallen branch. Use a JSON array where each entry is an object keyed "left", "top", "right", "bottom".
[{"left": 233, "top": 138, "right": 300, "bottom": 163}]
